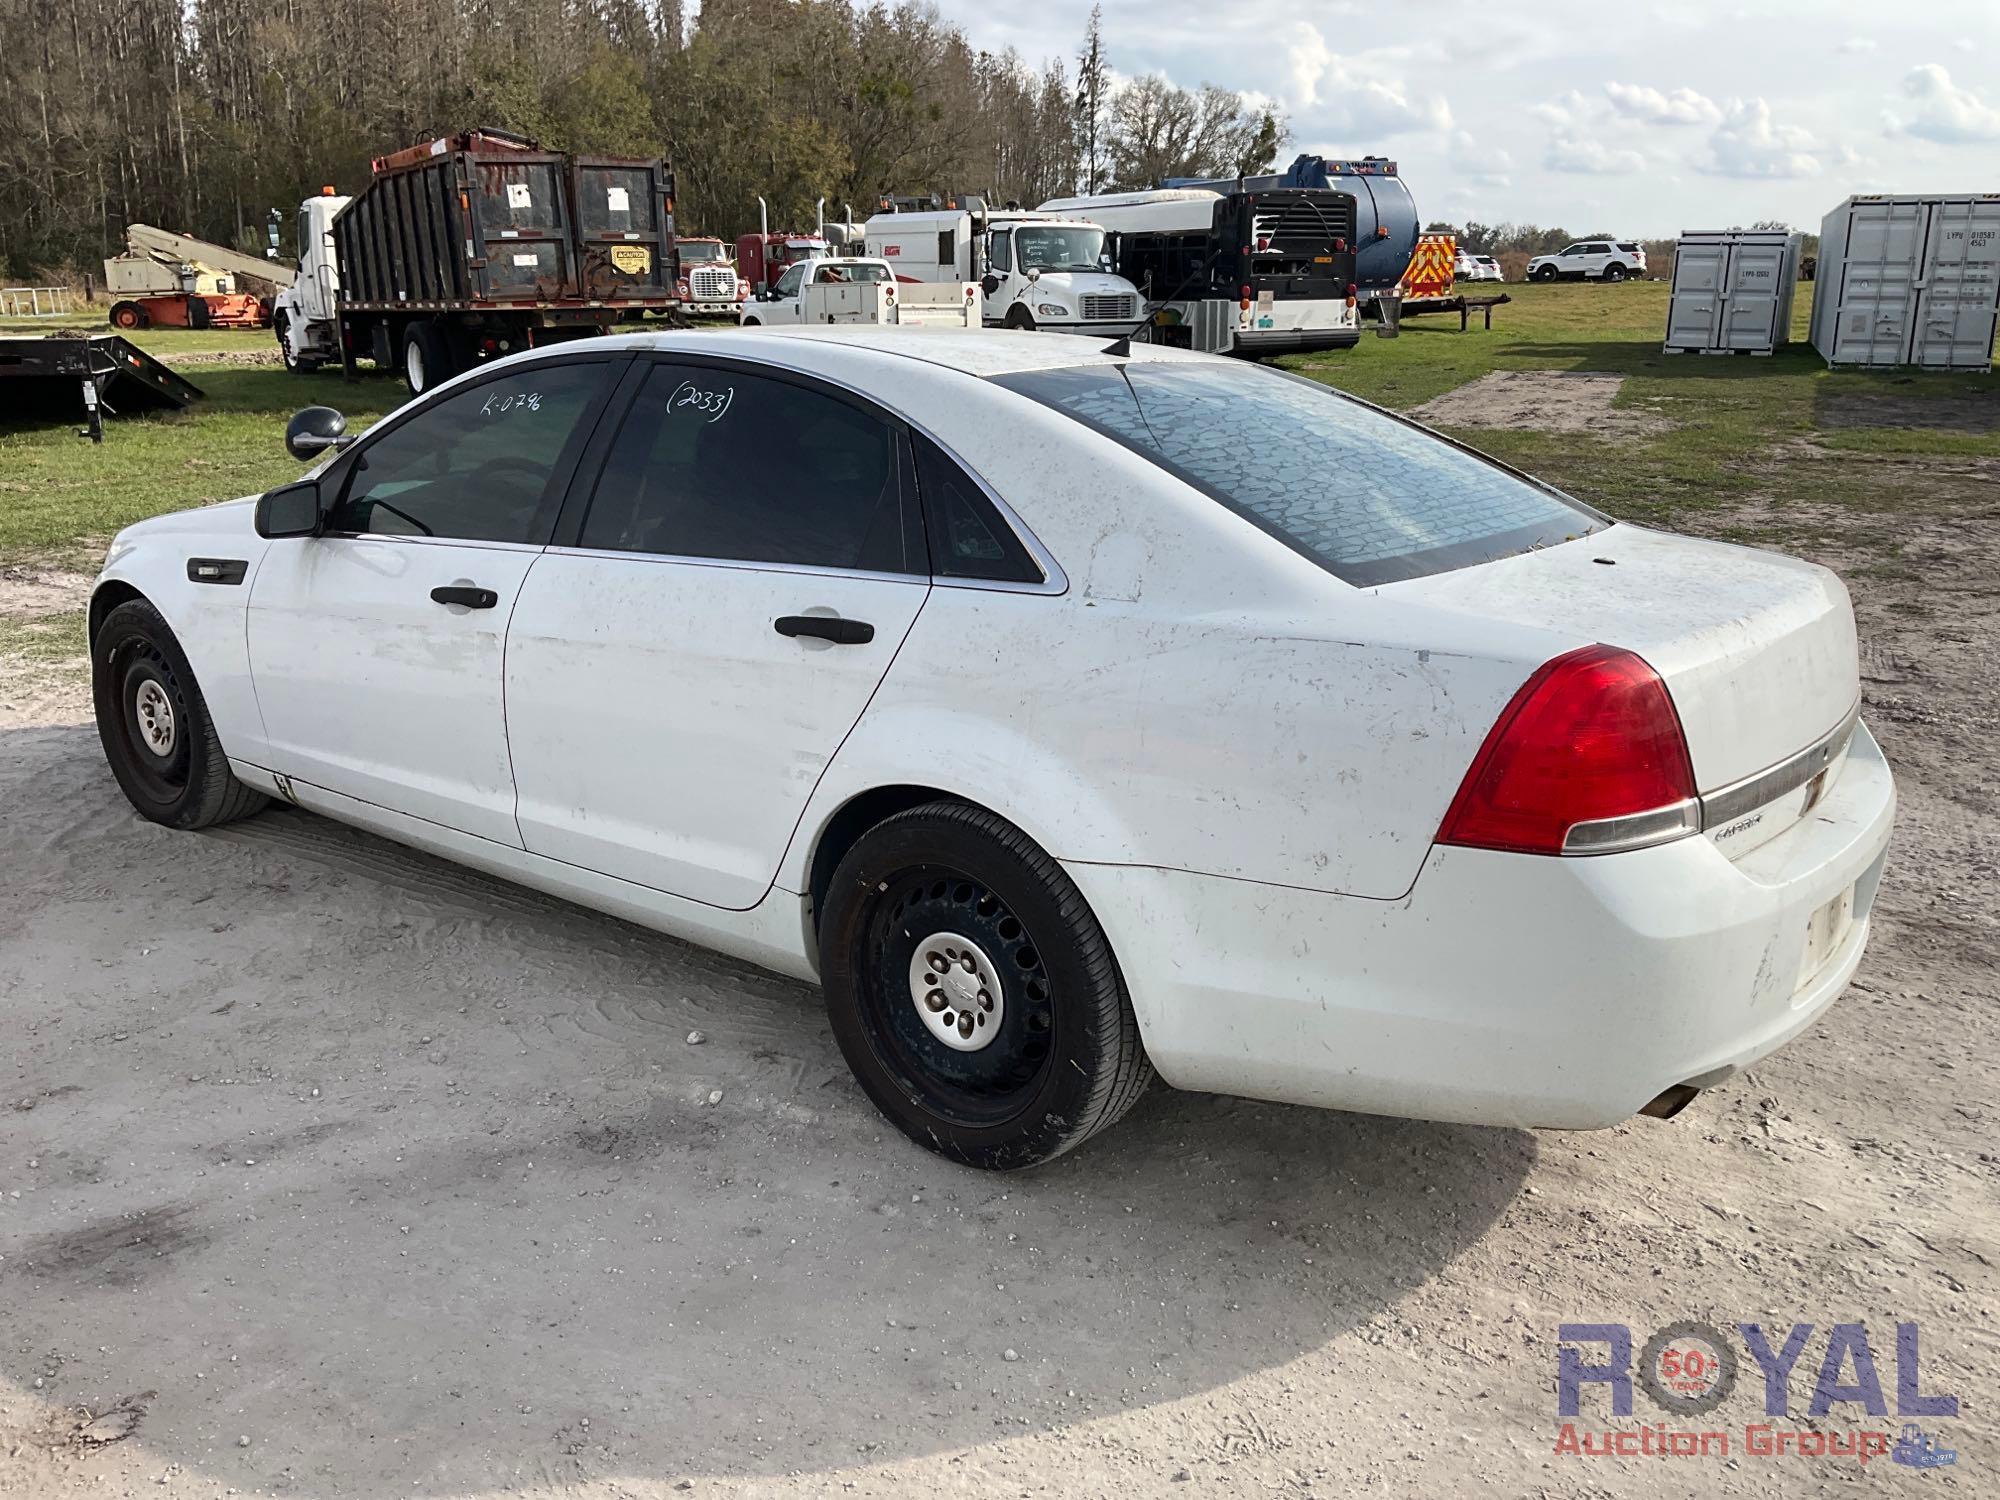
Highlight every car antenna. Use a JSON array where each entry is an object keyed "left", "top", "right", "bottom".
[{"left": 1100, "top": 334, "right": 1132, "bottom": 357}]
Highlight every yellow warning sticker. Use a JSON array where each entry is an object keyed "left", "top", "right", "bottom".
[{"left": 610, "top": 245, "right": 652, "bottom": 275}]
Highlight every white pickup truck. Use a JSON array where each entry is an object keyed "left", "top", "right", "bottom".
[{"left": 739, "top": 256, "right": 978, "bottom": 327}]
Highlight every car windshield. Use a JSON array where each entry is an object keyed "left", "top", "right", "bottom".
[
  {"left": 680, "top": 242, "right": 723, "bottom": 262},
  {"left": 992, "top": 361, "right": 1604, "bottom": 586},
  {"left": 1012, "top": 225, "right": 1106, "bottom": 272}
]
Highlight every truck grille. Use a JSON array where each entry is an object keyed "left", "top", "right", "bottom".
[
  {"left": 1081, "top": 294, "right": 1135, "bottom": 321},
  {"left": 690, "top": 266, "right": 737, "bottom": 300}
]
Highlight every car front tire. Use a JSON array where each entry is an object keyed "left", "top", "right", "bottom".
[
  {"left": 818, "top": 801, "right": 1153, "bottom": 1169},
  {"left": 1533, "top": 265, "right": 1558, "bottom": 282},
  {"left": 93, "top": 599, "right": 268, "bottom": 831}
]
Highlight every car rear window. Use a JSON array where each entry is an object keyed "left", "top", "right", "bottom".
[{"left": 991, "top": 361, "right": 1603, "bottom": 586}]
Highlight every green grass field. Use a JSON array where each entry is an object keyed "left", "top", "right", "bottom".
[{"left": 2, "top": 280, "right": 1993, "bottom": 585}]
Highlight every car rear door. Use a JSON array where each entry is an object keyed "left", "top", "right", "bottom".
[
  {"left": 247, "top": 355, "right": 618, "bottom": 845},
  {"left": 502, "top": 355, "right": 931, "bottom": 909}
]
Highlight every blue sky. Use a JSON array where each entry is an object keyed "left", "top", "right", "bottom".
[{"left": 935, "top": 1, "right": 1999, "bottom": 236}]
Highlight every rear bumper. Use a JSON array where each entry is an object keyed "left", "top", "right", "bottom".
[
  {"left": 1071, "top": 721, "right": 1895, "bottom": 1130},
  {"left": 1232, "top": 327, "right": 1363, "bottom": 356}
]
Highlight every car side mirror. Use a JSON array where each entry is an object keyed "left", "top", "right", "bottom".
[
  {"left": 1025, "top": 267, "right": 1041, "bottom": 284},
  {"left": 980, "top": 273, "right": 1001, "bottom": 296},
  {"left": 285, "top": 405, "right": 352, "bottom": 462},
  {"left": 255, "top": 478, "right": 324, "bottom": 539}
]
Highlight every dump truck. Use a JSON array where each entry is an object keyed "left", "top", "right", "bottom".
[
  {"left": 104, "top": 223, "right": 294, "bottom": 331},
  {"left": 273, "top": 129, "right": 677, "bottom": 392}
]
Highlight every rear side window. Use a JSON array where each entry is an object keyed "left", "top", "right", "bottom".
[
  {"left": 912, "top": 434, "right": 1042, "bottom": 585},
  {"left": 577, "top": 362, "right": 915, "bottom": 574},
  {"left": 992, "top": 362, "right": 1602, "bottom": 586},
  {"left": 1617, "top": 242, "right": 1641, "bottom": 252}
]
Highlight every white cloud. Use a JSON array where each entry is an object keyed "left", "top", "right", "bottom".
[
  {"left": 1604, "top": 82, "right": 1721, "bottom": 125},
  {"left": 1532, "top": 89, "right": 1589, "bottom": 128},
  {"left": 1884, "top": 64, "right": 2000, "bottom": 144},
  {"left": 1448, "top": 128, "right": 1512, "bottom": 186},
  {"left": 1839, "top": 39, "right": 1877, "bottom": 55},
  {"left": 1544, "top": 132, "right": 1645, "bottom": 175},
  {"left": 1285, "top": 25, "right": 1451, "bottom": 137},
  {"left": 1696, "top": 98, "right": 1822, "bottom": 178}
]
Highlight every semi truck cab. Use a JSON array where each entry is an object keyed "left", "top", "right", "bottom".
[
  {"left": 272, "top": 191, "right": 351, "bottom": 371},
  {"left": 862, "top": 209, "right": 1142, "bottom": 336}
]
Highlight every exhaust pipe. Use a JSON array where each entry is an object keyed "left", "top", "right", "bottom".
[
  {"left": 758, "top": 195, "right": 768, "bottom": 241},
  {"left": 816, "top": 197, "right": 826, "bottom": 240},
  {"left": 1639, "top": 1083, "right": 1701, "bottom": 1120}
]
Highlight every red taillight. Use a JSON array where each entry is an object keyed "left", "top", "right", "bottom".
[
  {"left": 1239, "top": 284, "right": 1252, "bottom": 308},
  {"left": 1436, "top": 646, "right": 1696, "bottom": 856}
]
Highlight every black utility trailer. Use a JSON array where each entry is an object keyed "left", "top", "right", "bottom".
[
  {"left": 0, "top": 334, "right": 202, "bottom": 441},
  {"left": 332, "top": 129, "right": 678, "bottom": 388}
]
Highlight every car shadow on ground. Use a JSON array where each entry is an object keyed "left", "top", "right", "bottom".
[{"left": 0, "top": 723, "right": 1534, "bottom": 1494}]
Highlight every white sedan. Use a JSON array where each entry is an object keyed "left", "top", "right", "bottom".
[{"left": 89, "top": 328, "right": 1893, "bottom": 1168}]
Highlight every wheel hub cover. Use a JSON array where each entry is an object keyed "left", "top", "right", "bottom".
[
  {"left": 908, "top": 932, "right": 1003, "bottom": 1051},
  {"left": 134, "top": 679, "right": 176, "bottom": 757}
]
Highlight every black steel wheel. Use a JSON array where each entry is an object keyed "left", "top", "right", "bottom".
[
  {"left": 819, "top": 801, "right": 1153, "bottom": 1169},
  {"left": 93, "top": 599, "right": 267, "bottom": 830}
]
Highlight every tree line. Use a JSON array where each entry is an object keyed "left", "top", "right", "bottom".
[{"left": 0, "top": 0, "right": 1284, "bottom": 280}]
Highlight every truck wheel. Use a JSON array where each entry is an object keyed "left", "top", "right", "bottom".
[
  {"left": 93, "top": 599, "right": 268, "bottom": 831},
  {"left": 277, "top": 314, "right": 301, "bottom": 372},
  {"left": 818, "top": 801, "right": 1154, "bottom": 1169},
  {"left": 1603, "top": 263, "right": 1628, "bottom": 283},
  {"left": 110, "top": 301, "right": 148, "bottom": 330},
  {"left": 741, "top": 317, "right": 761, "bottom": 327},
  {"left": 1002, "top": 306, "right": 1037, "bottom": 331},
  {"left": 402, "top": 324, "right": 451, "bottom": 395}
]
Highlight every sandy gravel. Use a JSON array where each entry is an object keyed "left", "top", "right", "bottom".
[
  {"left": 1407, "top": 370, "right": 1671, "bottom": 435},
  {"left": 0, "top": 481, "right": 1994, "bottom": 1497}
]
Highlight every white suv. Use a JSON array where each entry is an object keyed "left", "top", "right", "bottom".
[{"left": 1526, "top": 240, "right": 1647, "bottom": 283}]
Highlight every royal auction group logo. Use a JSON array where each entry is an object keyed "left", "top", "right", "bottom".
[{"left": 1556, "top": 1321, "right": 1959, "bottom": 1469}]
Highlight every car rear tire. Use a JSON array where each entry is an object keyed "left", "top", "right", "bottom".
[
  {"left": 818, "top": 801, "right": 1153, "bottom": 1169},
  {"left": 402, "top": 323, "right": 451, "bottom": 395},
  {"left": 1604, "top": 263, "right": 1628, "bottom": 283},
  {"left": 93, "top": 599, "right": 268, "bottom": 831}
]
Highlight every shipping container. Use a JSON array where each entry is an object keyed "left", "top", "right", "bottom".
[
  {"left": 1809, "top": 194, "right": 2000, "bottom": 370},
  {"left": 1664, "top": 229, "right": 1800, "bottom": 355}
]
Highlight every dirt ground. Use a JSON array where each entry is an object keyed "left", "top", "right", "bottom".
[
  {"left": 2, "top": 435, "right": 1995, "bottom": 1498},
  {"left": 1407, "top": 370, "right": 1670, "bottom": 435}
]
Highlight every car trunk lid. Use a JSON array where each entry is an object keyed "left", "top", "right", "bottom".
[{"left": 1384, "top": 524, "right": 1860, "bottom": 852}]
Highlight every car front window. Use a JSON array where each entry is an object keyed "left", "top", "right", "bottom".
[
  {"left": 329, "top": 362, "right": 608, "bottom": 543},
  {"left": 992, "top": 362, "right": 1603, "bottom": 586}
]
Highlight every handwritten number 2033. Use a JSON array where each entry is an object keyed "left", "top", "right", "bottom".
[{"left": 670, "top": 381, "right": 735, "bottom": 423}]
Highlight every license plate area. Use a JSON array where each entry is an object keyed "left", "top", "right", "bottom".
[{"left": 1797, "top": 883, "right": 1856, "bottom": 993}]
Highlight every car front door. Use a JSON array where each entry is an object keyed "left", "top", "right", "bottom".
[
  {"left": 503, "top": 356, "right": 932, "bottom": 909},
  {"left": 982, "top": 229, "right": 1015, "bottom": 321},
  {"left": 767, "top": 261, "right": 807, "bottom": 322},
  {"left": 246, "top": 355, "right": 617, "bottom": 845}
]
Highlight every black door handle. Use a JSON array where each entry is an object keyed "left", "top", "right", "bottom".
[
  {"left": 431, "top": 585, "right": 498, "bottom": 610},
  {"left": 775, "top": 614, "right": 874, "bottom": 645}
]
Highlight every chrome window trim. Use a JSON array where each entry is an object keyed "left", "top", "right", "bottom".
[
  {"left": 1698, "top": 700, "right": 1861, "bottom": 832},
  {"left": 541, "top": 545, "right": 931, "bottom": 590},
  {"left": 312, "top": 533, "right": 550, "bottom": 555}
]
